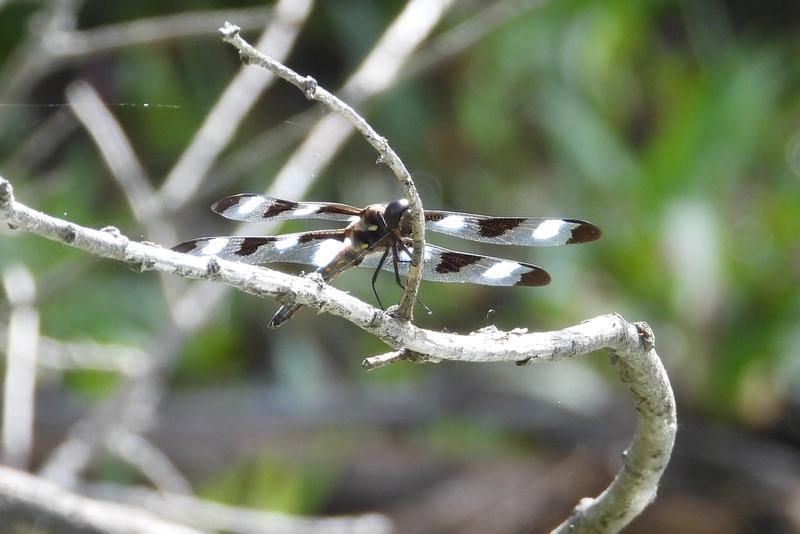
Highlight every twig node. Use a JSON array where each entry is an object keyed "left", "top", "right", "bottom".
[
  {"left": 303, "top": 76, "right": 317, "bottom": 99},
  {"left": 635, "top": 322, "right": 655, "bottom": 351},
  {"left": 239, "top": 50, "right": 254, "bottom": 65},
  {"left": 206, "top": 257, "right": 221, "bottom": 275},
  {"left": 58, "top": 224, "right": 77, "bottom": 244},
  {"left": 101, "top": 226, "right": 122, "bottom": 238}
]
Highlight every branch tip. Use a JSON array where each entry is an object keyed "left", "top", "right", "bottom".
[
  {"left": 362, "top": 349, "right": 437, "bottom": 371},
  {"left": 218, "top": 21, "right": 240, "bottom": 40}
]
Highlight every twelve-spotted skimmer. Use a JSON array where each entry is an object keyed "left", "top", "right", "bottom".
[{"left": 173, "top": 194, "right": 601, "bottom": 327}]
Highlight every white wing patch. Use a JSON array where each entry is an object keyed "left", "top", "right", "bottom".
[
  {"left": 312, "top": 238, "right": 347, "bottom": 266},
  {"left": 435, "top": 215, "right": 466, "bottom": 230},
  {"left": 275, "top": 235, "right": 299, "bottom": 251},
  {"left": 532, "top": 219, "right": 566, "bottom": 240},
  {"left": 482, "top": 260, "right": 521, "bottom": 280},
  {"left": 236, "top": 196, "right": 265, "bottom": 216},
  {"left": 201, "top": 238, "right": 228, "bottom": 255},
  {"left": 293, "top": 205, "right": 320, "bottom": 216}
]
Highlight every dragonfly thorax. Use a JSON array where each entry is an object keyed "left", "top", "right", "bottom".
[{"left": 348, "top": 204, "right": 395, "bottom": 249}]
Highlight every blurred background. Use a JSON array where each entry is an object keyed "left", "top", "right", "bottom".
[{"left": 0, "top": 0, "right": 799, "bottom": 532}]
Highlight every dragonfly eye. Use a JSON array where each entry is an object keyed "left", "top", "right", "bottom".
[{"left": 384, "top": 199, "right": 409, "bottom": 229}]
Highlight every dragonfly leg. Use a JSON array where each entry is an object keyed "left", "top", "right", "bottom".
[
  {"left": 268, "top": 304, "right": 302, "bottom": 328},
  {"left": 391, "top": 242, "right": 432, "bottom": 315},
  {"left": 371, "top": 246, "right": 391, "bottom": 310}
]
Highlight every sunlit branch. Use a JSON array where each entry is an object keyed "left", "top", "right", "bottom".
[
  {"left": 0, "top": 175, "right": 676, "bottom": 532},
  {"left": 209, "top": 0, "right": 552, "bottom": 192},
  {"left": 219, "top": 22, "right": 427, "bottom": 322}
]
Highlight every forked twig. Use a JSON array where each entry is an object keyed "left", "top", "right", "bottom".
[{"left": 218, "top": 22, "right": 426, "bottom": 323}]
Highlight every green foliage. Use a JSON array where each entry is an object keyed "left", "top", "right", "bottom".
[
  {"left": 199, "top": 454, "right": 337, "bottom": 514},
  {"left": 1, "top": 0, "right": 799, "bottom": 515}
]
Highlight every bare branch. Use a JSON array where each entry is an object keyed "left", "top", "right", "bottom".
[
  {"left": 175, "top": 0, "right": 455, "bottom": 332},
  {"left": 65, "top": 79, "right": 188, "bottom": 309},
  {"left": 0, "top": 465, "right": 201, "bottom": 534},
  {"left": 215, "top": 0, "right": 456, "bottom": 318},
  {"left": 37, "top": 330, "right": 180, "bottom": 489},
  {"left": 0, "top": 176, "right": 676, "bottom": 531},
  {"left": 1, "top": 264, "right": 39, "bottom": 469},
  {"left": 407, "top": 0, "right": 553, "bottom": 78},
  {"left": 157, "top": 0, "right": 315, "bottom": 211},
  {"left": 104, "top": 428, "right": 191, "bottom": 495},
  {"left": 55, "top": 6, "right": 276, "bottom": 58},
  {"left": 0, "top": 0, "right": 82, "bottom": 128},
  {"left": 84, "top": 483, "right": 393, "bottom": 534},
  {"left": 220, "top": 22, "right": 427, "bottom": 322},
  {"left": 0, "top": 5, "right": 277, "bottom": 123},
  {"left": 3, "top": 110, "right": 77, "bottom": 178},
  {"left": 0, "top": 325, "right": 152, "bottom": 376},
  {"left": 65, "top": 80, "right": 170, "bottom": 242},
  {"left": 210, "top": 0, "right": 550, "bottom": 191},
  {"left": 363, "top": 349, "right": 437, "bottom": 371}
]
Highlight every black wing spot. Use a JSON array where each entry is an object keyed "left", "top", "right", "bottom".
[
  {"left": 317, "top": 204, "right": 358, "bottom": 216},
  {"left": 235, "top": 237, "right": 274, "bottom": 257},
  {"left": 435, "top": 252, "right": 482, "bottom": 274},
  {"left": 173, "top": 241, "right": 200, "bottom": 254},
  {"left": 564, "top": 219, "right": 602, "bottom": 244},
  {"left": 517, "top": 268, "right": 551, "bottom": 286},
  {"left": 478, "top": 217, "right": 525, "bottom": 238},
  {"left": 262, "top": 198, "right": 298, "bottom": 218},
  {"left": 211, "top": 195, "right": 246, "bottom": 214}
]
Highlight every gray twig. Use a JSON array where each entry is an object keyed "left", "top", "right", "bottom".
[
  {"left": 54, "top": 6, "right": 276, "bottom": 58},
  {"left": 0, "top": 325, "right": 152, "bottom": 376},
  {"left": 0, "top": 465, "right": 200, "bottom": 534},
  {"left": 209, "top": 0, "right": 549, "bottom": 192},
  {"left": 0, "top": 175, "right": 677, "bottom": 532},
  {"left": 219, "top": 21, "right": 428, "bottom": 322},
  {"left": 65, "top": 80, "right": 170, "bottom": 243},
  {"left": 34, "top": 3, "right": 317, "bottom": 488},
  {"left": 1, "top": 264, "right": 39, "bottom": 469},
  {"left": 157, "top": 0, "right": 314, "bottom": 211},
  {"left": 84, "top": 483, "right": 392, "bottom": 534},
  {"left": 0, "top": 4, "right": 276, "bottom": 126},
  {"left": 104, "top": 428, "right": 191, "bottom": 495},
  {"left": 363, "top": 349, "right": 438, "bottom": 371}
]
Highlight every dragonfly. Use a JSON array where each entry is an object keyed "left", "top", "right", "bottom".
[{"left": 173, "top": 194, "right": 601, "bottom": 327}]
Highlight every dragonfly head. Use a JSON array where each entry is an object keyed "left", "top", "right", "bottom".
[{"left": 384, "top": 198, "right": 409, "bottom": 230}]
